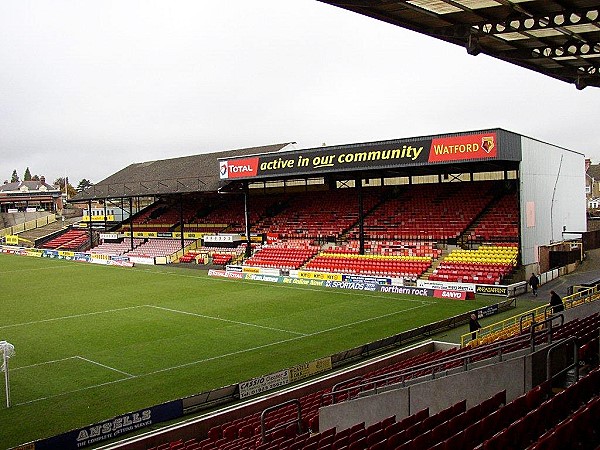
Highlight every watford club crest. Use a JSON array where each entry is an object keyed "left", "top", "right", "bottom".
[{"left": 481, "top": 136, "right": 495, "bottom": 154}]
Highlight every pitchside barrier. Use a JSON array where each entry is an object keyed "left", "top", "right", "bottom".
[
  {"left": 461, "top": 284, "right": 600, "bottom": 347},
  {"left": 14, "top": 298, "right": 515, "bottom": 450},
  {"left": 218, "top": 265, "right": 528, "bottom": 299},
  {"left": 0, "top": 245, "right": 134, "bottom": 267}
]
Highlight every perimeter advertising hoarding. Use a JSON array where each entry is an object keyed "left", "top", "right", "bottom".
[
  {"left": 33, "top": 400, "right": 183, "bottom": 450},
  {"left": 219, "top": 132, "right": 498, "bottom": 180}
]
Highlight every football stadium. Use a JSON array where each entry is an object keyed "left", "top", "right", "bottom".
[{"left": 2, "top": 2, "right": 600, "bottom": 450}]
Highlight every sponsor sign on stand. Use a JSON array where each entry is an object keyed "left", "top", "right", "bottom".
[
  {"left": 417, "top": 279, "right": 476, "bottom": 293},
  {"left": 5, "top": 235, "right": 19, "bottom": 245},
  {"left": 325, "top": 280, "right": 378, "bottom": 291},
  {"left": 239, "top": 370, "right": 290, "bottom": 399},
  {"left": 247, "top": 274, "right": 281, "bottom": 283},
  {"left": 378, "top": 285, "right": 431, "bottom": 296},
  {"left": 476, "top": 304, "right": 500, "bottom": 318},
  {"left": 107, "top": 258, "right": 134, "bottom": 268},
  {"left": 99, "top": 233, "right": 120, "bottom": 241},
  {"left": 342, "top": 274, "right": 394, "bottom": 285},
  {"left": 35, "top": 400, "right": 183, "bottom": 450},
  {"left": 26, "top": 249, "right": 44, "bottom": 257},
  {"left": 433, "top": 289, "right": 467, "bottom": 300},
  {"left": 204, "top": 234, "right": 242, "bottom": 243},
  {"left": 127, "top": 256, "right": 155, "bottom": 265},
  {"left": 218, "top": 132, "right": 498, "bottom": 180},
  {"left": 209, "top": 269, "right": 244, "bottom": 279},
  {"left": 298, "top": 270, "right": 343, "bottom": 281},
  {"left": 289, "top": 357, "right": 332, "bottom": 383},
  {"left": 282, "top": 277, "right": 327, "bottom": 287},
  {"left": 475, "top": 285, "right": 509, "bottom": 296}
]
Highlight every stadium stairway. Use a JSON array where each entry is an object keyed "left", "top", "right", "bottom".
[{"left": 419, "top": 248, "right": 450, "bottom": 280}]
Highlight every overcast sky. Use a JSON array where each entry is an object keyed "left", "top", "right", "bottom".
[{"left": 1, "top": 0, "right": 599, "bottom": 186}]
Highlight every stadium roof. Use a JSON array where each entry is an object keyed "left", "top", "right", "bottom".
[
  {"left": 72, "top": 143, "right": 294, "bottom": 201},
  {"left": 318, "top": 0, "right": 600, "bottom": 89}
]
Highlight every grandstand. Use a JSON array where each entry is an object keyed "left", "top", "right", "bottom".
[{"left": 0, "top": 0, "right": 597, "bottom": 446}]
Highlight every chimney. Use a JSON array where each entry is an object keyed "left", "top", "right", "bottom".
[
  {"left": 585, "top": 159, "right": 591, "bottom": 172},
  {"left": 40, "top": 176, "right": 46, "bottom": 185}
]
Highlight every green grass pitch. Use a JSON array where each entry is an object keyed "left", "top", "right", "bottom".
[{"left": 0, "top": 253, "right": 521, "bottom": 449}]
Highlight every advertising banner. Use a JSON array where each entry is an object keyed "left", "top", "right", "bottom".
[
  {"left": 5, "top": 235, "right": 19, "bottom": 245},
  {"left": 325, "top": 280, "right": 379, "bottom": 291},
  {"left": 342, "top": 274, "right": 393, "bottom": 285},
  {"left": 219, "top": 132, "right": 498, "bottom": 180},
  {"left": 433, "top": 289, "right": 467, "bottom": 300},
  {"left": 282, "top": 277, "right": 327, "bottom": 287},
  {"left": 476, "top": 304, "right": 500, "bottom": 318},
  {"left": 35, "top": 400, "right": 183, "bottom": 450},
  {"left": 289, "top": 357, "right": 332, "bottom": 383},
  {"left": 239, "top": 370, "right": 290, "bottom": 399},
  {"left": 204, "top": 234, "right": 242, "bottom": 243},
  {"left": 209, "top": 269, "right": 244, "bottom": 279},
  {"left": 417, "top": 279, "right": 476, "bottom": 293},
  {"left": 297, "top": 270, "right": 343, "bottom": 281},
  {"left": 475, "top": 284, "right": 509, "bottom": 296},
  {"left": 245, "top": 273, "right": 282, "bottom": 283}
]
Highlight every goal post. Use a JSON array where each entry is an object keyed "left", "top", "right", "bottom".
[{"left": 0, "top": 341, "right": 15, "bottom": 408}]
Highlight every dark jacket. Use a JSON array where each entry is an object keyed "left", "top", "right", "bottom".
[
  {"left": 550, "top": 292, "right": 564, "bottom": 312},
  {"left": 529, "top": 275, "right": 539, "bottom": 288}
]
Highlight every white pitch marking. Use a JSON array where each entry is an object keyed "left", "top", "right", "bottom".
[
  {"left": 12, "top": 356, "right": 79, "bottom": 371},
  {"left": 0, "top": 305, "right": 146, "bottom": 330},
  {"left": 0, "top": 264, "right": 72, "bottom": 275},
  {"left": 76, "top": 356, "right": 135, "bottom": 378},
  {"left": 147, "top": 305, "right": 308, "bottom": 336}
]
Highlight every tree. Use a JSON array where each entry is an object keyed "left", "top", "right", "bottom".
[
  {"left": 23, "top": 167, "right": 32, "bottom": 181},
  {"left": 54, "top": 177, "right": 77, "bottom": 199},
  {"left": 11, "top": 169, "right": 19, "bottom": 183},
  {"left": 76, "top": 178, "right": 94, "bottom": 192},
  {"left": 31, "top": 174, "right": 40, "bottom": 181}
]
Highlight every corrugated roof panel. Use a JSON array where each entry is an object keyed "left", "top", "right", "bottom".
[
  {"left": 406, "top": 0, "right": 462, "bottom": 15},
  {"left": 453, "top": 0, "right": 503, "bottom": 9}
]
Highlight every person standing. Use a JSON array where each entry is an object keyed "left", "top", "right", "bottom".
[
  {"left": 529, "top": 273, "right": 540, "bottom": 296},
  {"left": 469, "top": 313, "right": 482, "bottom": 340},
  {"left": 549, "top": 290, "right": 564, "bottom": 313}
]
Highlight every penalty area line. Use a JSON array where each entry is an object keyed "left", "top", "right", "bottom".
[
  {"left": 0, "top": 305, "right": 147, "bottom": 330},
  {"left": 76, "top": 356, "right": 135, "bottom": 378},
  {"left": 147, "top": 305, "right": 308, "bottom": 336}
]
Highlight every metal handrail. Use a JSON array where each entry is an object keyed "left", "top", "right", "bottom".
[
  {"left": 260, "top": 399, "right": 302, "bottom": 443},
  {"left": 322, "top": 331, "right": 546, "bottom": 404},
  {"left": 519, "top": 312, "right": 536, "bottom": 334},
  {"left": 461, "top": 285, "right": 600, "bottom": 347},
  {"left": 529, "top": 313, "right": 564, "bottom": 351}
]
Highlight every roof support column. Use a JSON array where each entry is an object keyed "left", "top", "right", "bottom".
[
  {"left": 88, "top": 199, "right": 93, "bottom": 247},
  {"left": 356, "top": 178, "right": 365, "bottom": 255},
  {"left": 243, "top": 182, "right": 252, "bottom": 258},
  {"left": 129, "top": 197, "right": 134, "bottom": 251},
  {"left": 179, "top": 195, "right": 185, "bottom": 250},
  {"left": 103, "top": 198, "right": 108, "bottom": 232}
]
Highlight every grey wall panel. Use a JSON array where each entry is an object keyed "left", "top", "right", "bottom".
[{"left": 520, "top": 137, "right": 586, "bottom": 266}]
